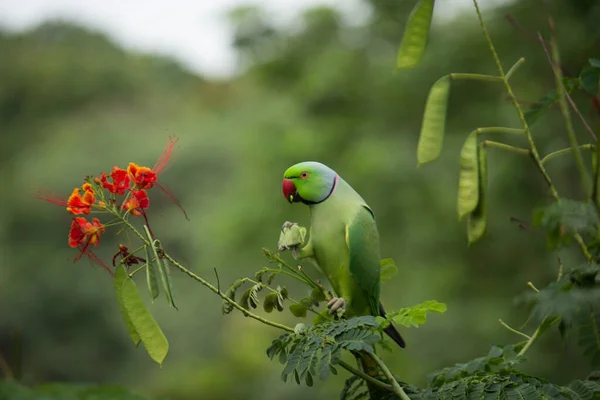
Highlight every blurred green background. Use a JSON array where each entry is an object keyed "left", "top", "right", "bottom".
[{"left": 1, "top": 0, "right": 599, "bottom": 399}]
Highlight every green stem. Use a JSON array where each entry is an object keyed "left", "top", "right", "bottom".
[
  {"left": 449, "top": 73, "right": 503, "bottom": 82},
  {"left": 128, "top": 263, "right": 148, "bottom": 278},
  {"left": 369, "top": 352, "right": 411, "bottom": 400},
  {"left": 472, "top": 0, "right": 593, "bottom": 263},
  {"left": 483, "top": 140, "right": 530, "bottom": 155},
  {"left": 263, "top": 248, "right": 309, "bottom": 283},
  {"left": 517, "top": 316, "right": 560, "bottom": 357},
  {"left": 262, "top": 267, "right": 311, "bottom": 286},
  {"left": 263, "top": 249, "right": 320, "bottom": 290},
  {"left": 475, "top": 127, "right": 526, "bottom": 136},
  {"left": 498, "top": 319, "right": 531, "bottom": 340},
  {"left": 527, "top": 281, "right": 540, "bottom": 292},
  {"left": 505, "top": 57, "right": 526, "bottom": 80},
  {"left": 541, "top": 144, "right": 595, "bottom": 165},
  {"left": 543, "top": 32, "right": 591, "bottom": 196},
  {"left": 338, "top": 360, "right": 394, "bottom": 392},
  {"left": 162, "top": 252, "right": 295, "bottom": 333}
]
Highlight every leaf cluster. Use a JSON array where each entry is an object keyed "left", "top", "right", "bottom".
[
  {"left": 266, "top": 316, "right": 382, "bottom": 387},
  {"left": 377, "top": 300, "right": 447, "bottom": 329}
]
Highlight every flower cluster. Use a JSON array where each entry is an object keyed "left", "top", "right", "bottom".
[{"left": 35, "top": 137, "right": 185, "bottom": 273}]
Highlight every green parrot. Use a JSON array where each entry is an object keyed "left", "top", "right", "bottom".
[{"left": 279, "top": 161, "right": 405, "bottom": 348}]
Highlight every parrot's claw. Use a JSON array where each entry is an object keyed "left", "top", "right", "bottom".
[{"left": 327, "top": 297, "right": 346, "bottom": 317}]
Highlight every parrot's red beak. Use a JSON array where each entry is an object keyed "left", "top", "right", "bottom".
[{"left": 282, "top": 179, "right": 298, "bottom": 204}]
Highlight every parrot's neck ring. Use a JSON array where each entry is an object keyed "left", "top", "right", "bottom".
[{"left": 302, "top": 174, "right": 338, "bottom": 205}]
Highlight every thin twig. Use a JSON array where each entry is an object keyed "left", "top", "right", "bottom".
[
  {"left": 565, "top": 90, "right": 597, "bottom": 141},
  {"left": 498, "top": 319, "right": 532, "bottom": 340}
]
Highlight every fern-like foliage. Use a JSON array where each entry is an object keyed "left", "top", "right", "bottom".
[
  {"left": 427, "top": 344, "right": 525, "bottom": 387},
  {"left": 266, "top": 316, "right": 382, "bottom": 387},
  {"left": 532, "top": 199, "right": 599, "bottom": 250},
  {"left": 516, "top": 261, "right": 600, "bottom": 368}
]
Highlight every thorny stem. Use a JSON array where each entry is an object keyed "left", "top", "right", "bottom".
[
  {"left": 541, "top": 144, "right": 595, "bottom": 165},
  {"left": 472, "top": 0, "right": 593, "bottom": 263},
  {"left": 369, "top": 352, "right": 411, "bottom": 400}
]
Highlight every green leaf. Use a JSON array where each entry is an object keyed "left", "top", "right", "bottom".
[
  {"left": 569, "top": 379, "right": 600, "bottom": 399},
  {"left": 290, "top": 303, "right": 308, "bottom": 318},
  {"left": 313, "top": 309, "right": 330, "bottom": 325},
  {"left": 387, "top": 300, "right": 447, "bottom": 328},
  {"left": 590, "top": 58, "right": 600, "bottom": 68},
  {"left": 396, "top": 0, "right": 435, "bottom": 69},
  {"left": 580, "top": 65, "right": 600, "bottom": 96},
  {"left": 263, "top": 293, "right": 277, "bottom": 313},
  {"left": 118, "top": 266, "right": 169, "bottom": 366},
  {"left": 467, "top": 144, "right": 487, "bottom": 244},
  {"left": 270, "top": 316, "right": 380, "bottom": 387},
  {"left": 310, "top": 287, "right": 326, "bottom": 303},
  {"left": 145, "top": 246, "right": 159, "bottom": 301},
  {"left": 417, "top": 75, "right": 451, "bottom": 165},
  {"left": 538, "top": 315, "right": 562, "bottom": 336},
  {"left": 114, "top": 266, "right": 141, "bottom": 347},
  {"left": 457, "top": 131, "right": 479, "bottom": 220},
  {"left": 577, "top": 306, "right": 600, "bottom": 368},
  {"left": 524, "top": 77, "right": 579, "bottom": 126},
  {"left": 144, "top": 227, "right": 177, "bottom": 309},
  {"left": 380, "top": 258, "right": 398, "bottom": 281},
  {"left": 221, "top": 278, "right": 244, "bottom": 314},
  {"left": 532, "top": 199, "right": 599, "bottom": 249}
]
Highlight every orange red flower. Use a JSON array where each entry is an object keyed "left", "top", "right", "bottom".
[
  {"left": 100, "top": 167, "right": 130, "bottom": 195},
  {"left": 66, "top": 183, "right": 96, "bottom": 215},
  {"left": 121, "top": 190, "right": 150, "bottom": 216},
  {"left": 127, "top": 163, "right": 157, "bottom": 190},
  {"left": 69, "top": 217, "right": 105, "bottom": 248}
]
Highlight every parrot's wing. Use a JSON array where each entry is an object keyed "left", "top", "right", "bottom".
[{"left": 345, "top": 204, "right": 381, "bottom": 316}]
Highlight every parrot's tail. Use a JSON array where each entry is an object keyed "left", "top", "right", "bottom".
[{"left": 379, "top": 302, "right": 406, "bottom": 348}]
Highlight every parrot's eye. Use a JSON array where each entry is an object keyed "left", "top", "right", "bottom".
[{"left": 300, "top": 172, "right": 309, "bottom": 179}]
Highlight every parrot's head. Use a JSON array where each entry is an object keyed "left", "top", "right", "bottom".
[{"left": 282, "top": 161, "right": 338, "bottom": 205}]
